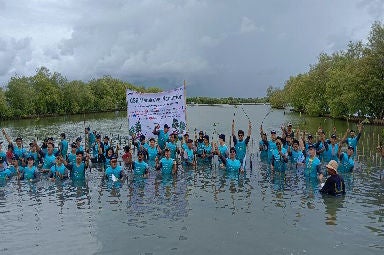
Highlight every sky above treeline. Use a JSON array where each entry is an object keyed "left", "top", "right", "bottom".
[{"left": 0, "top": 0, "right": 383, "bottom": 97}]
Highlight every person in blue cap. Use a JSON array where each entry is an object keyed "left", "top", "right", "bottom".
[
  {"left": 304, "top": 144, "right": 323, "bottom": 181},
  {"left": 153, "top": 123, "right": 170, "bottom": 151},
  {"left": 155, "top": 148, "right": 177, "bottom": 175}
]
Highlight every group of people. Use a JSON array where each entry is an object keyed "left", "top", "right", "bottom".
[
  {"left": 0, "top": 120, "right": 368, "bottom": 197},
  {"left": 259, "top": 122, "right": 364, "bottom": 196}
]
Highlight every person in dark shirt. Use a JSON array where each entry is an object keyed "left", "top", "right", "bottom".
[{"left": 320, "top": 160, "right": 345, "bottom": 196}]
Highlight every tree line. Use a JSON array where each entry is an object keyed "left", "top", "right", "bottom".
[
  {"left": 0, "top": 67, "right": 162, "bottom": 120},
  {"left": 268, "top": 21, "right": 384, "bottom": 121},
  {"left": 186, "top": 96, "right": 266, "bottom": 105}
]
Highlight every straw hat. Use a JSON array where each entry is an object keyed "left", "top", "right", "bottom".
[{"left": 326, "top": 160, "right": 338, "bottom": 174}]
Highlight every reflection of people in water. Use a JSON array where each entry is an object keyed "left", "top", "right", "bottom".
[{"left": 323, "top": 194, "right": 345, "bottom": 225}]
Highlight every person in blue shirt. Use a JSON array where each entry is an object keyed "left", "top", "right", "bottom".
[
  {"left": 155, "top": 148, "right": 177, "bottom": 175},
  {"left": 65, "top": 151, "right": 88, "bottom": 180},
  {"left": 287, "top": 139, "right": 305, "bottom": 165},
  {"left": 165, "top": 134, "right": 178, "bottom": 159},
  {"left": 75, "top": 137, "right": 84, "bottom": 153},
  {"left": 91, "top": 134, "right": 105, "bottom": 163},
  {"left": 27, "top": 142, "right": 40, "bottom": 167},
  {"left": 232, "top": 120, "right": 252, "bottom": 165},
  {"left": 132, "top": 134, "right": 149, "bottom": 158},
  {"left": 303, "top": 134, "right": 315, "bottom": 157},
  {"left": 304, "top": 145, "right": 323, "bottom": 181},
  {"left": 195, "top": 130, "right": 205, "bottom": 156},
  {"left": 214, "top": 134, "right": 229, "bottom": 166},
  {"left": 0, "top": 157, "right": 12, "bottom": 180},
  {"left": 183, "top": 139, "right": 196, "bottom": 166},
  {"left": 270, "top": 138, "right": 288, "bottom": 172},
  {"left": 8, "top": 155, "right": 23, "bottom": 177},
  {"left": 153, "top": 124, "right": 170, "bottom": 151},
  {"left": 323, "top": 134, "right": 339, "bottom": 163},
  {"left": 21, "top": 156, "right": 39, "bottom": 181},
  {"left": 132, "top": 151, "right": 149, "bottom": 177},
  {"left": 49, "top": 155, "right": 69, "bottom": 181},
  {"left": 105, "top": 154, "right": 126, "bottom": 180},
  {"left": 103, "top": 136, "right": 110, "bottom": 155},
  {"left": 343, "top": 124, "right": 363, "bottom": 158},
  {"left": 59, "top": 133, "right": 68, "bottom": 158},
  {"left": 218, "top": 147, "right": 243, "bottom": 173},
  {"left": 66, "top": 142, "right": 78, "bottom": 165},
  {"left": 146, "top": 138, "right": 160, "bottom": 161},
  {"left": 199, "top": 135, "right": 213, "bottom": 164},
  {"left": 39, "top": 142, "right": 58, "bottom": 173},
  {"left": 85, "top": 127, "right": 96, "bottom": 150},
  {"left": 337, "top": 145, "right": 355, "bottom": 173}
]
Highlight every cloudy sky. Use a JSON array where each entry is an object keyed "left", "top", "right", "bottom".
[{"left": 0, "top": 0, "right": 383, "bottom": 97}]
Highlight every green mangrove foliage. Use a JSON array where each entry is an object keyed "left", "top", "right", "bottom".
[
  {"left": 268, "top": 21, "right": 384, "bottom": 120},
  {"left": 0, "top": 67, "right": 162, "bottom": 120}
]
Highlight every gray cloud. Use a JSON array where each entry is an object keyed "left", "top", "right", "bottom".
[{"left": 0, "top": 0, "right": 382, "bottom": 96}]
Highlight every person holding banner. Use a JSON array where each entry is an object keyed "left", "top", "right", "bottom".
[{"left": 153, "top": 124, "right": 170, "bottom": 151}]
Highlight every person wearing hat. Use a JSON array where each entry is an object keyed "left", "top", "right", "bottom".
[
  {"left": 260, "top": 126, "right": 278, "bottom": 163},
  {"left": 153, "top": 123, "right": 170, "bottom": 151},
  {"left": 59, "top": 133, "right": 68, "bottom": 158},
  {"left": 0, "top": 156, "right": 12, "bottom": 180},
  {"left": 65, "top": 150, "right": 88, "bottom": 180},
  {"left": 218, "top": 147, "right": 243, "bottom": 173},
  {"left": 132, "top": 151, "right": 149, "bottom": 177},
  {"left": 304, "top": 144, "right": 323, "bottom": 181},
  {"left": 232, "top": 119, "right": 252, "bottom": 165},
  {"left": 21, "top": 155, "right": 39, "bottom": 181},
  {"left": 49, "top": 154, "right": 69, "bottom": 181},
  {"left": 323, "top": 134, "right": 339, "bottom": 164},
  {"left": 195, "top": 130, "right": 205, "bottom": 156},
  {"left": 155, "top": 148, "right": 177, "bottom": 175},
  {"left": 342, "top": 124, "right": 363, "bottom": 158},
  {"left": 320, "top": 160, "right": 345, "bottom": 196}
]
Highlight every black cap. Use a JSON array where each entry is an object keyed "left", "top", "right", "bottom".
[
  {"left": 331, "top": 134, "right": 337, "bottom": 139},
  {"left": 199, "top": 131, "right": 204, "bottom": 135},
  {"left": 229, "top": 147, "right": 236, "bottom": 153},
  {"left": 76, "top": 150, "right": 84, "bottom": 155},
  {"left": 308, "top": 144, "right": 315, "bottom": 150},
  {"left": 139, "top": 134, "right": 146, "bottom": 141},
  {"left": 12, "top": 154, "right": 19, "bottom": 160},
  {"left": 76, "top": 137, "right": 82, "bottom": 142},
  {"left": 137, "top": 150, "right": 145, "bottom": 156},
  {"left": 219, "top": 134, "right": 225, "bottom": 141},
  {"left": 187, "top": 139, "right": 193, "bottom": 143},
  {"left": 203, "top": 135, "right": 209, "bottom": 141},
  {"left": 164, "top": 148, "right": 170, "bottom": 152},
  {"left": 308, "top": 134, "right": 313, "bottom": 139},
  {"left": 60, "top": 133, "right": 66, "bottom": 138},
  {"left": 164, "top": 124, "right": 170, "bottom": 129},
  {"left": 111, "top": 154, "right": 118, "bottom": 160},
  {"left": 271, "top": 130, "right": 276, "bottom": 134},
  {"left": 104, "top": 136, "right": 109, "bottom": 140},
  {"left": 27, "top": 155, "right": 34, "bottom": 161},
  {"left": 0, "top": 157, "right": 4, "bottom": 163},
  {"left": 348, "top": 145, "right": 354, "bottom": 151},
  {"left": 96, "top": 134, "right": 101, "bottom": 139},
  {"left": 71, "top": 142, "right": 77, "bottom": 148},
  {"left": 183, "top": 133, "right": 189, "bottom": 137},
  {"left": 287, "top": 122, "right": 292, "bottom": 127}
]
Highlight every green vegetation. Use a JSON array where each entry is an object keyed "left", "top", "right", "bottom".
[
  {"left": 1, "top": 67, "right": 162, "bottom": 120},
  {"left": 268, "top": 21, "right": 384, "bottom": 120},
  {"left": 186, "top": 97, "right": 266, "bottom": 105}
]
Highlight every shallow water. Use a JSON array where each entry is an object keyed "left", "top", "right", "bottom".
[{"left": 0, "top": 105, "right": 383, "bottom": 255}]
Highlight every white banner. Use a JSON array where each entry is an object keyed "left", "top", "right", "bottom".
[{"left": 126, "top": 86, "right": 186, "bottom": 139}]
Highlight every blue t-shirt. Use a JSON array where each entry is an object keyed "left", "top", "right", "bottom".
[
  {"left": 24, "top": 166, "right": 37, "bottom": 180},
  {"left": 132, "top": 161, "right": 149, "bottom": 176},
  {"left": 218, "top": 144, "right": 228, "bottom": 157},
  {"left": 0, "top": 168, "right": 12, "bottom": 179},
  {"left": 157, "top": 130, "right": 169, "bottom": 150},
  {"left": 290, "top": 149, "right": 305, "bottom": 163},
  {"left": 338, "top": 152, "right": 354, "bottom": 172},
  {"left": 323, "top": 143, "right": 339, "bottom": 163},
  {"left": 166, "top": 142, "right": 177, "bottom": 159},
  {"left": 50, "top": 164, "right": 67, "bottom": 177},
  {"left": 271, "top": 148, "right": 288, "bottom": 172},
  {"left": 304, "top": 156, "right": 321, "bottom": 178},
  {"left": 60, "top": 139, "right": 68, "bottom": 157},
  {"left": 105, "top": 165, "right": 123, "bottom": 179},
  {"left": 226, "top": 158, "right": 241, "bottom": 172},
  {"left": 68, "top": 162, "right": 86, "bottom": 179},
  {"left": 159, "top": 157, "right": 174, "bottom": 175},
  {"left": 234, "top": 138, "right": 249, "bottom": 163},
  {"left": 67, "top": 152, "right": 77, "bottom": 165},
  {"left": 147, "top": 146, "right": 159, "bottom": 161},
  {"left": 42, "top": 153, "right": 56, "bottom": 169}
]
